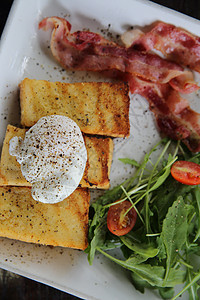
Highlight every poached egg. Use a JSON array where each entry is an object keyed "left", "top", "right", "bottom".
[{"left": 9, "top": 115, "right": 87, "bottom": 203}]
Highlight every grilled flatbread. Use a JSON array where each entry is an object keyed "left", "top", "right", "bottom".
[
  {"left": 0, "top": 186, "right": 89, "bottom": 249},
  {"left": 0, "top": 125, "right": 113, "bottom": 189},
  {"left": 20, "top": 78, "right": 130, "bottom": 138}
]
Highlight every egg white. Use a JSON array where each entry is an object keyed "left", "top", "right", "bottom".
[{"left": 9, "top": 115, "right": 87, "bottom": 203}]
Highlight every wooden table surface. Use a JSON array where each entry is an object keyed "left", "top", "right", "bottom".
[{"left": 0, "top": 0, "right": 200, "bottom": 299}]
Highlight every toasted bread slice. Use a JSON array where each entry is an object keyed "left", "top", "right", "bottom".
[
  {"left": 81, "top": 134, "right": 113, "bottom": 188},
  {"left": 20, "top": 78, "right": 130, "bottom": 137},
  {"left": 0, "top": 125, "right": 113, "bottom": 189},
  {"left": 0, "top": 186, "right": 89, "bottom": 249}
]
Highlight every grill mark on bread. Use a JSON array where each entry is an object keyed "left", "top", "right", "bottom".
[
  {"left": 0, "top": 125, "right": 113, "bottom": 189},
  {"left": 20, "top": 78, "right": 130, "bottom": 137}
]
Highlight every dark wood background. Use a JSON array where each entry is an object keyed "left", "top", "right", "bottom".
[{"left": 0, "top": 0, "right": 199, "bottom": 299}]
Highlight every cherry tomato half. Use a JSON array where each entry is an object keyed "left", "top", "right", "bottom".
[
  {"left": 107, "top": 200, "right": 137, "bottom": 236},
  {"left": 171, "top": 160, "right": 200, "bottom": 185}
]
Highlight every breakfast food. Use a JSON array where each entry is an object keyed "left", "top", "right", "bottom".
[
  {"left": 122, "top": 21, "right": 200, "bottom": 72},
  {"left": 38, "top": 17, "right": 197, "bottom": 93},
  {"left": 81, "top": 135, "right": 113, "bottom": 189},
  {"left": 0, "top": 124, "right": 113, "bottom": 189},
  {"left": 0, "top": 186, "right": 90, "bottom": 250},
  {"left": 9, "top": 115, "right": 87, "bottom": 204},
  {"left": 38, "top": 17, "right": 200, "bottom": 152},
  {"left": 0, "top": 71, "right": 126, "bottom": 246},
  {"left": 20, "top": 78, "right": 130, "bottom": 138},
  {"left": 127, "top": 76, "right": 200, "bottom": 153}
]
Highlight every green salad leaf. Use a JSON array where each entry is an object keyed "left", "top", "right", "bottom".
[
  {"left": 161, "top": 196, "right": 188, "bottom": 282},
  {"left": 86, "top": 138, "right": 200, "bottom": 299}
]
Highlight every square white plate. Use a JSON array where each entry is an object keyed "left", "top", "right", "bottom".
[{"left": 0, "top": 0, "right": 200, "bottom": 299}]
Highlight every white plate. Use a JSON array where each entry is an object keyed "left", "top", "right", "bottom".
[{"left": 0, "top": 0, "right": 200, "bottom": 299}]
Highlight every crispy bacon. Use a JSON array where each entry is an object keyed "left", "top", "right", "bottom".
[
  {"left": 123, "top": 21, "right": 200, "bottom": 73},
  {"left": 121, "top": 24, "right": 200, "bottom": 94},
  {"left": 39, "top": 17, "right": 200, "bottom": 152},
  {"left": 39, "top": 17, "right": 196, "bottom": 89},
  {"left": 169, "top": 72, "right": 199, "bottom": 94},
  {"left": 127, "top": 76, "right": 200, "bottom": 152}
]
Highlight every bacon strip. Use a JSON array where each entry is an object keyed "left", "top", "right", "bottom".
[
  {"left": 127, "top": 75, "right": 200, "bottom": 152},
  {"left": 103, "top": 70, "right": 200, "bottom": 151},
  {"left": 39, "top": 17, "right": 200, "bottom": 152},
  {"left": 121, "top": 24, "right": 199, "bottom": 94},
  {"left": 124, "top": 21, "right": 200, "bottom": 73},
  {"left": 169, "top": 72, "right": 199, "bottom": 94},
  {"left": 39, "top": 17, "right": 195, "bottom": 88}
]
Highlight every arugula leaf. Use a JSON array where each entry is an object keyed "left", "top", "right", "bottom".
[
  {"left": 120, "top": 235, "right": 159, "bottom": 258},
  {"left": 131, "top": 271, "right": 153, "bottom": 293},
  {"left": 125, "top": 252, "right": 150, "bottom": 264},
  {"left": 118, "top": 158, "right": 140, "bottom": 167},
  {"left": 157, "top": 236, "right": 167, "bottom": 260},
  {"left": 187, "top": 269, "right": 200, "bottom": 300},
  {"left": 171, "top": 272, "right": 200, "bottom": 300},
  {"left": 125, "top": 263, "right": 185, "bottom": 288},
  {"left": 160, "top": 196, "right": 188, "bottom": 282},
  {"left": 152, "top": 180, "right": 193, "bottom": 225},
  {"left": 87, "top": 216, "right": 107, "bottom": 264},
  {"left": 97, "top": 247, "right": 186, "bottom": 287},
  {"left": 159, "top": 287, "right": 175, "bottom": 299},
  {"left": 192, "top": 188, "right": 200, "bottom": 242},
  {"left": 86, "top": 139, "right": 200, "bottom": 299}
]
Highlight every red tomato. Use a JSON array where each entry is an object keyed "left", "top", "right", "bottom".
[
  {"left": 171, "top": 160, "right": 200, "bottom": 185},
  {"left": 107, "top": 200, "right": 137, "bottom": 236}
]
